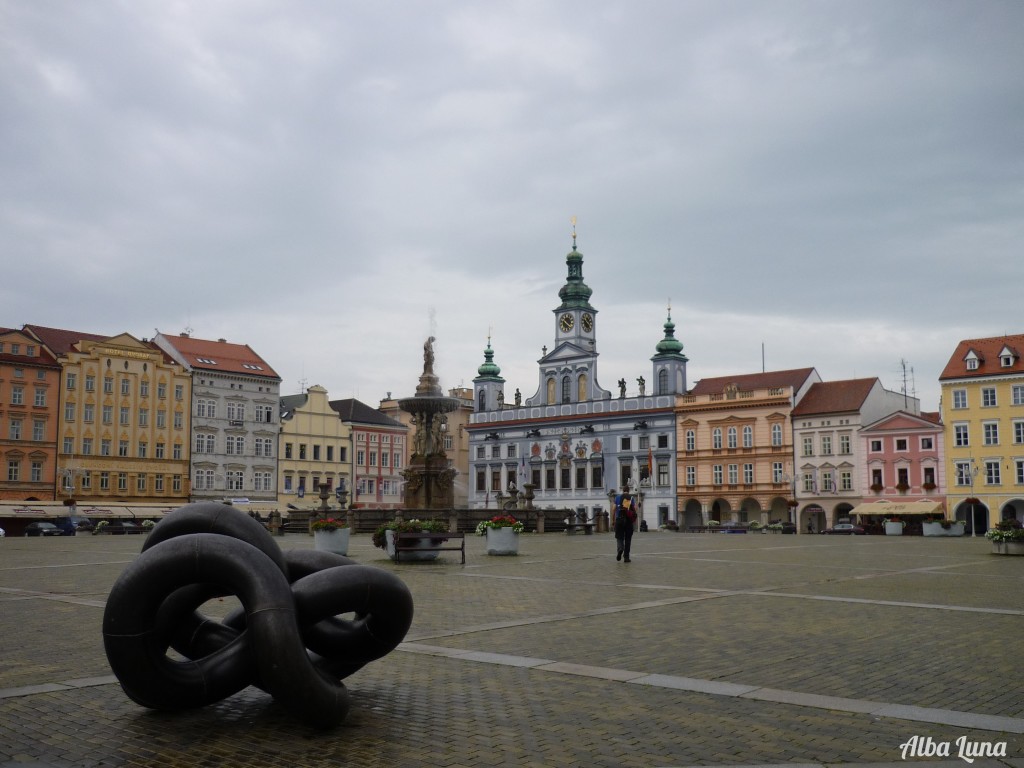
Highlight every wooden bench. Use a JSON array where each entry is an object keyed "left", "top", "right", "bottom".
[{"left": 393, "top": 531, "right": 465, "bottom": 564}]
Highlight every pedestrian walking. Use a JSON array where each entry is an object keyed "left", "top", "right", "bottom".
[{"left": 613, "top": 486, "right": 638, "bottom": 562}]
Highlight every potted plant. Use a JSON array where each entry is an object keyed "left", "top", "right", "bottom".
[
  {"left": 922, "top": 514, "right": 964, "bottom": 537},
  {"left": 373, "top": 519, "right": 448, "bottom": 561},
  {"left": 896, "top": 482, "right": 910, "bottom": 494},
  {"left": 986, "top": 520, "right": 1024, "bottom": 555},
  {"left": 476, "top": 514, "right": 524, "bottom": 555},
  {"left": 922, "top": 482, "right": 937, "bottom": 491},
  {"left": 141, "top": 519, "right": 156, "bottom": 534},
  {"left": 870, "top": 483, "right": 884, "bottom": 493},
  {"left": 311, "top": 517, "right": 350, "bottom": 556},
  {"left": 883, "top": 517, "right": 905, "bottom": 536},
  {"left": 92, "top": 520, "right": 109, "bottom": 535}
]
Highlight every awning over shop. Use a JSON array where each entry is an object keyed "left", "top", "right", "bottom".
[{"left": 848, "top": 500, "right": 944, "bottom": 517}]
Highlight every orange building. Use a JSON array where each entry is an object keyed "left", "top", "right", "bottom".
[
  {"left": 676, "top": 368, "right": 820, "bottom": 528},
  {"left": 0, "top": 328, "right": 62, "bottom": 500}
]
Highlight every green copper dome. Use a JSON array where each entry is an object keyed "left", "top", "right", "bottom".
[
  {"left": 654, "top": 310, "right": 687, "bottom": 358},
  {"left": 476, "top": 340, "right": 502, "bottom": 379},
  {"left": 557, "top": 245, "right": 595, "bottom": 311}
]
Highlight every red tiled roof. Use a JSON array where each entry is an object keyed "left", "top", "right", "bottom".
[
  {"left": 0, "top": 328, "right": 60, "bottom": 366},
  {"left": 689, "top": 368, "right": 816, "bottom": 396},
  {"left": 939, "top": 333, "right": 1024, "bottom": 380},
  {"left": 24, "top": 324, "right": 108, "bottom": 355},
  {"left": 160, "top": 334, "right": 280, "bottom": 379},
  {"left": 791, "top": 378, "right": 878, "bottom": 416}
]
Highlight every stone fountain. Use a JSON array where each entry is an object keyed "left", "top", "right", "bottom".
[{"left": 398, "top": 337, "right": 460, "bottom": 510}]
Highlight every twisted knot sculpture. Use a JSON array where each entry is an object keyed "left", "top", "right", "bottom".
[{"left": 102, "top": 502, "right": 414, "bottom": 728}]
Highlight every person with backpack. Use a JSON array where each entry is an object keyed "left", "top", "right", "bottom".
[{"left": 613, "top": 485, "right": 638, "bottom": 562}]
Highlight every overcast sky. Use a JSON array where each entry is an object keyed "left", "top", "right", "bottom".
[{"left": 3, "top": 1, "right": 1022, "bottom": 412}]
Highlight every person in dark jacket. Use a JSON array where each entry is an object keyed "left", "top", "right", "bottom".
[{"left": 613, "top": 486, "right": 638, "bottom": 562}]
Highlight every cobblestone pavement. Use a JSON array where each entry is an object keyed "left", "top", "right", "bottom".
[{"left": 1, "top": 529, "right": 1022, "bottom": 767}]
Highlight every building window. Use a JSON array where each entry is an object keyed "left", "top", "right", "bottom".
[
  {"left": 591, "top": 464, "right": 603, "bottom": 488},
  {"left": 771, "top": 424, "right": 783, "bottom": 447},
  {"left": 803, "top": 473, "right": 814, "bottom": 492},
  {"left": 657, "top": 462, "right": 669, "bottom": 486},
  {"left": 982, "top": 388, "right": 997, "bottom": 407},
  {"left": 712, "top": 464, "right": 723, "bottom": 485},
  {"left": 712, "top": 429, "right": 722, "bottom": 450},
  {"left": 120, "top": 407, "right": 130, "bottom": 426},
  {"left": 62, "top": 435, "right": 73, "bottom": 453},
  {"left": 140, "top": 380, "right": 149, "bottom": 397},
  {"left": 492, "top": 470, "right": 502, "bottom": 492},
  {"left": 1017, "top": 460, "right": 1024, "bottom": 485},
  {"left": 727, "top": 427, "right": 737, "bottom": 449},
  {"left": 895, "top": 438, "right": 908, "bottom": 451},
  {"left": 621, "top": 436, "right": 632, "bottom": 451},
  {"left": 685, "top": 430, "right": 695, "bottom": 451},
  {"left": 985, "top": 460, "right": 1001, "bottom": 485},
  {"left": 137, "top": 473, "right": 147, "bottom": 492},
  {"left": 66, "top": 372, "right": 77, "bottom": 390},
  {"left": 118, "top": 472, "right": 128, "bottom": 491},
  {"left": 839, "top": 434, "right": 851, "bottom": 454},
  {"left": 100, "top": 471, "right": 110, "bottom": 490},
  {"left": 101, "top": 439, "right": 111, "bottom": 456},
  {"left": 802, "top": 436, "right": 813, "bottom": 456},
  {"left": 1013, "top": 385, "right": 1024, "bottom": 406},
  {"left": 11, "top": 386, "right": 24, "bottom": 405},
  {"left": 920, "top": 437, "right": 934, "bottom": 450},
  {"left": 120, "top": 378, "right": 130, "bottom": 396},
  {"left": 840, "top": 470, "right": 852, "bottom": 491},
  {"left": 954, "top": 424, "right": 969, "bottom": 447},
  {"left": 952, "top": 389, "right": 967, "bottom": 409},
  {"left": 727, "top": 464, "right": 738, "bottom": 485},
  {"left": 742, "top": 425, "right": 753, "bottom": 448},
  {"left": 772, "top": 462, "right": 784, "bottom": 483},
  {"left": 743, "top": 463, "right": 754, "bottom": 484},
  {"left": 119, "top": 440, "right": 129, "bottom": 457},
  {"left": 155, "top": 475, "right": 164, "bottom": 492},
  {"left": 954, "top": 461, "right": 972, "bottom": 486},
  {"left": 822, "top": 435, "right": 833, "bottom": 455},
  {"left": 983, "top": 422, "right": 999, "bottom": 445},
  {"left": 300, "top": 444, "right": 308, "bottom": 460},
  {"left": 686, "top": 466, "right": 696, "bottom": 485},
  {"left": 7, "top": 460, "right": 19, "bottom": 481}
]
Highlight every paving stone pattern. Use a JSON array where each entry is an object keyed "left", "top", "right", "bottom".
[{"left": 0, "top": 530, "right": 1021, "bottom": 767}]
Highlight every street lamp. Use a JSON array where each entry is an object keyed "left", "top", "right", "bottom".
[{"left": 967, "top": 458, "right": 981, "bottom": 537}]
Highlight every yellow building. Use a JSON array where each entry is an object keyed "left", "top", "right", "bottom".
[
  {"left": 278, "top": 385, "right": 353, "bottom": 509},
  {"left": 939, "top": 333, "right": 1024, "bottom": 532},
  {"left": 676, "top": 368, "right": 820, "bottom": 528},
  {"left": 25, "top": 326, "right": 192, "bottom": 504}
]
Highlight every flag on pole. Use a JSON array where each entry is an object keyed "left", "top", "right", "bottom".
[{"left": 647, "top": 447, "right": 654, "bottom": 484}]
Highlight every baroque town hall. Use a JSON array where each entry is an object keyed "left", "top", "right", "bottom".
[{"left": 466, "top": 235, "right": 688, "bottom": 525}]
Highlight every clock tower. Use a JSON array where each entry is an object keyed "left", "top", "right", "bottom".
[{"left": 525, "top": 229, "right": 610, "bottom": 407}]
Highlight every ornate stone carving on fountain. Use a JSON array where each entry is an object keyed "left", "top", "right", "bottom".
[{"left": 398, "top": 337, "right": 461, "bottom": 510}]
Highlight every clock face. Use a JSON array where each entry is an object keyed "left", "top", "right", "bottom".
[
  {"left": 559, "top": 313, "right": 574, "bottom": 332},
  {"left": 581, "top": 313, "right": 593, "bottom": 332}
]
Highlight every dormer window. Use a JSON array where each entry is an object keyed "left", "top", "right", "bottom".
[
  {"left": 998, "top": 346, "right": 1017, "bottom": 368},
  {"left": 964, "top": 349, "right": 980, "bottom": 371}
]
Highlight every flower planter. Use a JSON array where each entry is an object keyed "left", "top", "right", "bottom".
[
  {"left": 314, "top": 528, "right": 350, "bottom": 556},
  {"left": 485, "top": 527, "right": 519, "bottom": 555},
  {"left": 384, "top": 529, "right": 439, "bottom": 561},
  {"left": 884, "top": 521, "right": 905, "bottom": 536},
  {"left": 991, "top": 541, "right": 1024, "bottom": 556},
  {"left": 922, "top": 521, "right": 965, "bottom": 537}
]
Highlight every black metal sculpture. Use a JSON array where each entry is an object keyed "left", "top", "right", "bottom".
[{"left": 102, "top": 502, "right": 414, "bottom": 728}]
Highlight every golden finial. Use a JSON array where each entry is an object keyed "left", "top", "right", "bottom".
[{"left": 570, "top": 216, "right": 577, "bottom": 249}]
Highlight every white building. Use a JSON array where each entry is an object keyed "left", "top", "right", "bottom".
[
  {"left": 467, "top": 236, "right": 688, "bottom": 527},
  {"left": 153, "top": 332, "right": 281, "bottom": 509}
]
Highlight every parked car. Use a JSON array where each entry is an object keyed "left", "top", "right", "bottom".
[
  {"left": 52, "top": 516, "right": 94, "bottom": 535},
  {"left": 99, "top": 520, "right": 144, "bottom": 535},
  {"left": 24, "top": 521, "right": 63, "bottom": 537},
  {"left": 822, "top": 523, "right": 866, "bottom": 535}
]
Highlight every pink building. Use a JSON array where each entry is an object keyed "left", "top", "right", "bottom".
[{"left": 859, "top": 410, "right": 946, "bottom": 522}]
